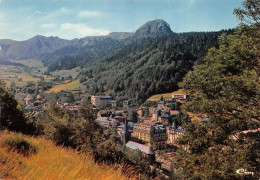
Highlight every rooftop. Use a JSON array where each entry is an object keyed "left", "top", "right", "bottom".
[
  {"left": 100, "top": 96, "right": 113, "bottom": 99},
  {"left": 157, "top": 101, "right": 165, "bottom": 105},
  {"left": 126, "top": 141, "right": 155, "bottom": 155},
  {"left": 161, "top": 113, "right": 171, "bottom": 118}
]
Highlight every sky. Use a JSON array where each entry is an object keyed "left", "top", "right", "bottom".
[{"left": 0, "top": 0, "right": 244, "bottom": 40}]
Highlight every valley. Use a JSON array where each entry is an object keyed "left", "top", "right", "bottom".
[{"left": 0, "top": 0, "right": 259, "bottom": 177}]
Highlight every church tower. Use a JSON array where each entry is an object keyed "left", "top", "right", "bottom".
[{"left": 121, "top": 118, "right": 131, "bottom": 144}]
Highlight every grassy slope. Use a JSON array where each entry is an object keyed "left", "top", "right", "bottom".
[
  {"left": 2, "top": 73, "right": 40, "bottom": 87},
  {"left": 0, "top": 131, "right": 132, "bottom": 180},
  {"left": 45, "top": 79, "right": 80, "bottom": 93}
]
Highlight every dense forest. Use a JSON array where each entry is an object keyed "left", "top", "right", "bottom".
[{"left": 79, "top": 30, "right": 232, "bottom": 104}]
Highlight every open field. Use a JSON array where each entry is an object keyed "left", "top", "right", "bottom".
[
  {"left": 12, "top": 59, "right": 48, "bottom": 74},
  {"left": 148, "top": 89, "right": 186, "bottom": 101},
  {"left": 45, "top": 79, "right": 80, "bottom": 93},
  {"left": 0, "top": 131, "right": 132, "bottom": 180},
  {"left": 0, "top": 61, "right": 57, "bottom": 88},
  {"left": 51, "top": 67, "right": 80, "bottom": 79},
  {"left": 0, "top": 65, "right": 41, "bottom": 87}
]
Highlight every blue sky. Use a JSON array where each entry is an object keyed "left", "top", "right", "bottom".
[{"left": 0, "top": 0, "right": 244, "bottom": 40}]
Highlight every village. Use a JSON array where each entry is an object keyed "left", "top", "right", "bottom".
[{"left": 14, "top": 88, "right": 212, "bottom": 173}]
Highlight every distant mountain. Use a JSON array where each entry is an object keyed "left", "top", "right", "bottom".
[
  {"left": 107, "top": 32, "right": 134, "bottom": 40},
  {"left": 134, "top": 19, "right": 173, "bottom": 39},
  {"left": 42, "top": 36, "right": 126, "bottom": 71},
  {"left": 0, "top": 32, "right": 133, "bottom": 66},
  {"left": 0, "top": 35, "right": 74, "bottom": 61},
  {"left": 42, "top": 20, "right": 174, "bottom": 71}
]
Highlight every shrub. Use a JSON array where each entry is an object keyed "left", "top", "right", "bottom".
[{"left": 3, "top": 134, "right": 38, "bottom": 156}]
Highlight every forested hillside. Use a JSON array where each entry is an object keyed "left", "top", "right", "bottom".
[
  {"left": 79, "top": 30, "right": 231, "bottom": 104},
  {"left": 42, "top": 37, "right": 127, "bottom": 71}
]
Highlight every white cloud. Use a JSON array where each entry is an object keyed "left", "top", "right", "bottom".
[
  {"left": 41, "top": 23, "right": 57, "bottom": 29},
  {"left": 43, "top": 7, "right": 73, "bottom": 20},
  {"left": 60, "top": 23, "right": 110, "bottom": 37},
  {"left": 78, "top": 10, "right": 104, "bottom": 18},
  {"left": 34, "top": 10, "right": 42, "bottom": 15},
  {"left": 59, "top": 7, "right": 71, "bottom": 13}
]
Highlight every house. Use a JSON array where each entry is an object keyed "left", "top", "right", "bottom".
[
  {"left": 137, "top": 107, "right": 146, "bottom": 117},
  {"left": 111, "top": 100, "right": 117, "bottom": 108},
  {"left": 152, "top": 109, "right": 161, "bottom": 121},
  {"left": 170, "top": 110, "right": 180, "bottom": 116},
  {"left": 167, "top": 122, "right": 186, "bottom": 145},
  {"left": 132, "top": 122, "right": 167, "bottom": 150},
  {"left": 157, "top": 101, "right": 166, "bottom": 110},
  {"left": 160, "top": 113, "right": 171, "bottom": 125},
  {"left": 24, "top": 103, "right": 38, "bottom": 111},
  {"left": 96, "top": 117, "right": 118, "bottom": 128},
  {"left": 172, "top": 94, "right": 187, "bottom": 103},
  {"left": 126, "top": 141, "right": 155, "bottom": 165},
  {"left": 91, "top": 95, "right": 113, "bottom": 108},
  {"left": 123, "top": 100, "right": 129, "bottom": 109},
  {"left": 24, "top": 94, "right": 34, "bottom": 105},
  {"left": 114, "top": 116, "right": 125, "bottom": 123},
  {"left": 165, "top": 103, "right": 173, "bottom": 111},
  {"left": 201, "top": 118, "right": 211, "bottom": 123}
]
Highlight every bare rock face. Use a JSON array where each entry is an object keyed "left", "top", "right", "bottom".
[{"left": 134, "top": 19, "right": 173, "bottom": 39}]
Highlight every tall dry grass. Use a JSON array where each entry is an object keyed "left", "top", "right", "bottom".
[
  {"left": 0, "top": 131, "right": 135, "bottom": 180},
  {"left": 45, "top": 79, "right": 80, "bottom": 93}
]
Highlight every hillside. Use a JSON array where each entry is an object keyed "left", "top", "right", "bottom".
[
  {"left": 42, "top": 36, "right": 126, "bottom": 71},
  {"left": 0, "top": 131, "right": 132, "bottom": 180},
  {"left": 0, "top": 19, "right": 233, "bottom": 104},
  {"left": 43, "top": 19, "right": 174, "bottom": 71},
  {"left": 79, "top": 30, "right": 230, "bottom": 104}
]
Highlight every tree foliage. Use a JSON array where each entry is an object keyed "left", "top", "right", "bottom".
[
  {"left": 80, "top": 31, "right": 230, "bottom": 104},
  {"left": 0, "top": 81, "right": 37, "bottom": 135},
  {"left": 175, "top": 0, "right": 260, "bottom": 179}
]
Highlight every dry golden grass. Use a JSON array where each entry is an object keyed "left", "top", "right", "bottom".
[
  {"left": 1, "top": 73, "right": 40, "bottom": 87},
  {"left": 45, "top": 79, "right": 80, "bottom": 93},
  {"left": 42, "top": 75, "right": 55, "bottom": 81},
  {"left": 17, "top": 74, "right": 39, "bottom": 82},
  {"left": 0, "top": 131, "right": 133, "bottom": 180},
  {"left": 148, "top": 89, "right": 186, "bottom": 101}
]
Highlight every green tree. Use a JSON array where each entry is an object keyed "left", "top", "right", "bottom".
[
  {"left": 175, "top": 0, "right": 260, "bottom": 179},
  {"left": 128, "top": 109, "right": 138, "bottom": 123},
  {"left": 77, "top": 96, "right": 105, "bottom": 153},
  {"left": 0, "top": 81, "right": 37, "bottom": 135}
]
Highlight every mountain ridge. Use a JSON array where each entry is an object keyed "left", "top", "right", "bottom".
[{"left": 134, "top": 19, "right": 173, "bottom": 39}]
